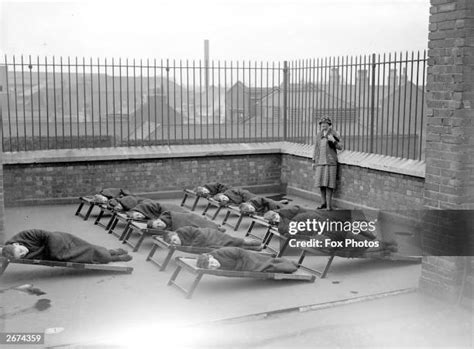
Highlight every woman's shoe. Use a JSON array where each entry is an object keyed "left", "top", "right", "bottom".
[{"left": 316, "top": 203, "right": 327, "bottom": 209}]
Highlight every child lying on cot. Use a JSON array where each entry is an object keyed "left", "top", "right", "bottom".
[
  {"left": 147, "top": 211, "right": 226, "bottom": 232},
  {"left": 212, "top": 188, "right": 288, "bottom": 211},
  {"left": 127, "top": 200, "right": 187, "bottom": 220},
  {"left": 163, "top": 226, "right": 263, "bottom": 251},
  {"left": 264, "top": 207, "right": 398, "bottom": 255},
  {"left": 107, "top": 195, "right": 149, "bottom": 211},
  {"left": 239, "top": 197, "right": 289, "bottom": 215},
  {"left": 89, "top": 188, "right": 133, "bottom": 204},
  {"left": 193, "top": 182, "right": 231, "bottom": 197},
  {"left": 196, "top": 247, "right": 298, "bottom": 273},
  {"left": 212, "top": 188, "right": 256, "bottom": 205},
  {"left": 2, "top": 229, "right": 133, "bottom": 263}
]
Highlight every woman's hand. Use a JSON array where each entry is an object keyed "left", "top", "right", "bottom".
[{"left": 327, "top": 134, "right": 336, "bottom": 142}]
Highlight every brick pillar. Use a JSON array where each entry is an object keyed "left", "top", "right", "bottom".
[
  {"left": 0, "top": 65, "right": 5, "bottom": 245},
  {"left": 421, "top": 0, "right": 474, "bottom": 305}
]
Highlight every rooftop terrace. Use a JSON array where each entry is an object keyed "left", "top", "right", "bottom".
[{"left": 0, "top": 193, "right": 425, "bottom": 347}]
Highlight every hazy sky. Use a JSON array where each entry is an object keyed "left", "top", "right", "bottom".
[{"left": 1, "top": 0, "right": 430, "bottom": 61}]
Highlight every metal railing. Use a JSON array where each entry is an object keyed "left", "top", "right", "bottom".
[
  {"left": 284, "top": 52, "right": 427, "bottom": 160},
  {"left": 1, "top": 51, "right": 427, "bottom": 160}
]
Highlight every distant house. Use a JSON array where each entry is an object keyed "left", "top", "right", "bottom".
[{"left": 225, "top": 82, "right": 276, "bottom": 123}]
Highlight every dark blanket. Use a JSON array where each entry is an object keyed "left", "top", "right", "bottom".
[
  {"left": 221, "top": 188, "right": 255, "bottom": 205},
  {"left": 5, "top": 229, "right": 113, "bottom": 264},
  {"left": 276, "top": 205, "right": 307, "bottom": 221},
  {"left": 130, "top": 200, "right": 187, "bottom": 219},
  {"left": 209, "top": 247, "right": 297, "bottom": 273},
  {"left": 159, "top": 211, "right": 220, "bottom": 231},
  {"left": 247, "top": 197, "right": 285, "bottom": 214},
  {"left": 100, "top": 188, "right": 132, "bottom": 199},
  {"left": 175, "top": 226, "right": 244, "bottom": 248},
  {"left": 204, "top": 182, "right": 230, "bottom": 196},
  {"left": 109, "top": 196, "right": 147, "bottom": 211}
]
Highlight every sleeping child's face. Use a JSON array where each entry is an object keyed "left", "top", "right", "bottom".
[
  {"left": 240, "top": 202, "right": 256, "bottom": 214},
  {"left": 150, "top": 219, "right": 167, "bottom": 229},
  {"left": 196, "top": 186, "right": 210, "bottom": 197},
  {"left": 264, "top": 210, "right": 281, "bottom": 225},
  {"left": 94, "top": 194, "right": 108, "bottom": 204},
  {"left": 214, "top": 194, "right": 229, "bottom": 203},
  {"left": 4, "top": 243, "right": 30, "bottom": 259},
  {"left": 208, "top": 255, "right": 221, "bottom": 269},
  {"left": 114, "top": 203, "right": 124, "bottom": 211},
  {"left": 129, "top": 211, "right": 146, "bottom": 220},
  {"left": 167, "top": 232, "right": 182, "bottom": 245}
]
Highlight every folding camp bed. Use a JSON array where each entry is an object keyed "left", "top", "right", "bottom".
[
  {"left": 146, "top": 236, "right": 215, "bottom": 271},
  {"left": 120, "top": 221, "right": 165, "bottom": 252},
  {"left": 295, "top": 246, "right": 421, "bottom": 278},
  {"left": 107, "top": 212, "right": 134, "bottom": 239},
  {"left": 0, "top": 257, "right": 133, "bottom": 275},
  {"left": 221, "top": 204, "right": 255, "bottom": 231},
  {"left": 245, "top": 223, "right": 290, "bottom": 257},
  {"left": 75, "top": 196, "right": 100, "bottom": 221},
  {"left": 168, "top": 257, "right": 316, "bottom": 299},
  {"left": 146, "top": 236, "right": 274, "bottom": 271},
  {"left": 93, "top": 204, "right": 116, "bottom": 229},
  {"left": 201, "top": 197, "right": 228, "bottom": 220},
  {"left": 180, "top": 189, "right": 202, "bottom": 212}
]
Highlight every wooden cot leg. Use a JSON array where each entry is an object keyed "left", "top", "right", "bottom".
[
  {"left": 186, "top": 273, "right": 203, "bottom": 299},
  {"left": 211, "top": 205, "right": 223, "bottom": 220},
  {"left": 120, "top": 224, "right": 132, "bottom": 242},
  {"left": 191, "top": 196, "right": 200, "bottom": 211},
  {"left": 180, "top": 193, "right": 189, "bottom": 207},
  {"left": 277, "top": 238, "right": 290, "bottom": 257},
  {"left": 121, "top": 225, "right": 133, "bottom": 243},
  {"left": 168, "top": 265, "right": 182, "bottom": 286},
  {"left": 222, "top": 210, "right": 231, "bottom": 226},
  {"left": 94, "top": 209, "right": 104, "bottom": 225},
  {"left": 0, "top": 259, "right": 10, "bottom": 276},
  {"left": 84, "top": 204, "right": 94, "bottom": 221},
  {"left": 202, "top": 202, "right": 212, "bottom": 216},
  {"left": 159, "top": 248, "right": 176, "bottom": 271},
  {"left": 297, "top": 250, "right": 307, "bottom": 267},
  {"left": 105, "top": 213, "right": 116, "bottom": 231},
  {"left": 75, "top": 202, "right": 85, "bottom": 216},
  {"left": 133, "top": 233, "right": 147, "bottom": 252},
  {"left": 234, "top": 215, "right": 244, "bottom": 231},
  {"left": 321, "top": 255, "right": 335, "bottom": 279},
  {"left": 262, "top": 227, "right": 273, "bottom": 247},
  {"left": 107, "top": 216, "right": 119, "bottom": 235},
  {"left": 146, "top": 244, "right": 159, "bottom": 261},
  {"left": 245, "top": 221, "right": 256, "bottom": 237}
]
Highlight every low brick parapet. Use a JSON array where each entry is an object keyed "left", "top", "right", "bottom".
[{"left": 2, "top": 142, "right": 426, "bottom": 179}]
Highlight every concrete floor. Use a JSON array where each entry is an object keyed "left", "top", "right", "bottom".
[{"left": 0, "top": 196, "right": 437, "bottom": 348}]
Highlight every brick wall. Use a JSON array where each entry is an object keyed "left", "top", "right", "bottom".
[
  {"left": 0, "top": 151, "right": 4, "bottom": 245},
  {"left": 281, "top": 154, "right": 425, "bottom": 211},
  {"left": 3, "top": 154, "right": 282, "bottom": 206},
  {"left": 421, "top": 0, "right": 474, "bottom": 306},
  {"left": 425, "top": 0, "right": 474, "bottom": 209},
  {"left": 0, "top": 66, "right": 6, "bottom": 244}
]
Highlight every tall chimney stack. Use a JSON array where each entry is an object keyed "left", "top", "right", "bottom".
[{"left": 204, "top": 39, "right": 210, "bottom": 93}]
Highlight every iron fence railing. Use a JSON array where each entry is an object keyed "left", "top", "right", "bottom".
[{"left": 1, "top": 51, "right": 427, "bottom": 160}]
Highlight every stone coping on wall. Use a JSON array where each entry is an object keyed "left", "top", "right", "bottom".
[{"left": 2, "top": 141, "right": 425, "bottom": 178}]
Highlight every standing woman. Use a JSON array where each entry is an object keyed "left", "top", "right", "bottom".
[{"left": 312, "top": 116, "right": 343, "bottom": 210}]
